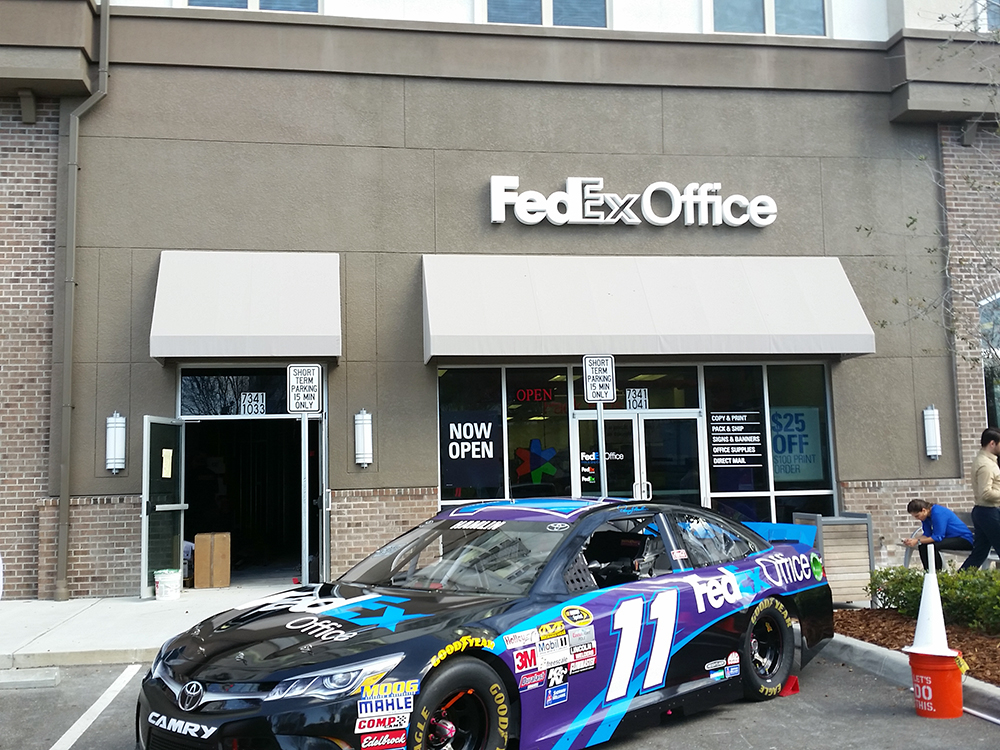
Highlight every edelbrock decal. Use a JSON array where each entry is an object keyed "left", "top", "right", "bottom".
[
  {"left": 148, "top": 713, "right": 217, "bottom": 739},
  {"left": 355, "top": 715, "right": 410, "bottom": 733}
]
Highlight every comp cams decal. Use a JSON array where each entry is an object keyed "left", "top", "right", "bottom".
[
  {"left": 148, "top": 713, "right": 217, "bottom": 739},
  {"left": 360, "top": 730, "right": 407, "bottom": 749}
]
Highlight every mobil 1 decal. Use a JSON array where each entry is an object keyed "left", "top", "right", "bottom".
[{"left": 439, "top": 410, "right": 503, "bottom": 492}]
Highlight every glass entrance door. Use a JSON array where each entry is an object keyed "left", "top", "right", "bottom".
[
  {"left": 575, "top": 414, "right": 703, "bottom": 502},
  {"left": 141, "top": 416, "right": 185, "bottom": 598}
]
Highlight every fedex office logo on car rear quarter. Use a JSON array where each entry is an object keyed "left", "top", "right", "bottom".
[{"left": 756, "top": 551, "right": 822, "bottom": 587}]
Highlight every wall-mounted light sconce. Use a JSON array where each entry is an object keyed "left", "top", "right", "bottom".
[
  {"left": 923, "top": 405, "right": 942, "bottom": 460},
  {"left": 106, "top": 411, "right": 126, "bottom": 473},
  {"left": 355, "top": 409, "right": 373, "bottom": 468}
]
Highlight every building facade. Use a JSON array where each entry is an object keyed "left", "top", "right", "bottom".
[{"left": 1, "top": 0, "right": 998, "bottom": 599}]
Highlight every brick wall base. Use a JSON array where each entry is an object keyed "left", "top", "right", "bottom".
[
  {"left": 840, "top": 478, "right": 972, "bottom": 568},
  {"left": 329, "top": 487, "right": 439, "bottom": 577},
  {"left": 37, "top": 496, "right": 142, "bottom": 599}
]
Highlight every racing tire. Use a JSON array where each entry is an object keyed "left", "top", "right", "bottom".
[
  {"left": 741, "top": 597, "right": 794, "bottom": 701},
  {"left": 410, "top": 658, "right": 511, "bottom": 750}
]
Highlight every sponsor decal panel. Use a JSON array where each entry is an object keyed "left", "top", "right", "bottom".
[
  {"left": 362, "top": 680, "right": 419, "bottom": 699},
  {"left": 568, "top": 625, "right": 596, "bottom": 647},
  {"left": 503, "top": 629, "right": 538, "bottom": 650},
  {"left": 725, "top": 665, "right": 740, "bottom": 678},
  {"left": 358, "top": 696, "right": 414, "bottom": 716},
  {"left": 710, "top": 669, "right": 725, "bottom": 682},
  {"left": 544, "top": 684, "right": 569, "bottom": 708},
  {"left": 569, "top": 657, "right": 596, "bottom": 675},
  {"left": 561, "top": 606, "right": 593, "bottom": 627},
  {"left": 538, "top": 621, "right": 566, "bottom": 640},
  {"left": 361, "top": 730, "right": 408, "bottom": 749},
  {"left": 547, "top": 665, "right": 568, "bottom": 687},
  {"left": 519, "top": 670, "right": 546, "bottom": 692},
  {"left": 704, "top": 659, "right": 726, "bottom": 671},
  {"left": 513, "top": 646, "right": 539, "bottom": 673},
  {"left": 570, "top": 644, "right": 596, "bottom": 661},
  {"left": 148, "top": 713, "right": 217, "bottom": 739},
  {"left": 355, "top": 715, "right": 410, "bottom": 733},
  {"left": 727, "top": 651, "right": 740, "bottom": 666}
]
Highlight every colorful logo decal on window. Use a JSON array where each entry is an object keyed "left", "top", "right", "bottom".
[{"left": 515, "top": 439, "right": 557, "bottom": 484}]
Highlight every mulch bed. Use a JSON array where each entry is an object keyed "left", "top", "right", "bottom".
[{"left": 834, "top": 608, "right": 1000, "bottom": 687}]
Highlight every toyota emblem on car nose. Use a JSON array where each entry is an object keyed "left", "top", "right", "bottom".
[{"left": 178, "top": 680, "right": 205, "bottom": 712}]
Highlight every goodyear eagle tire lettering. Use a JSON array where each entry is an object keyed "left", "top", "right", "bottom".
[
  {"left": 410, "top": 658, "right": 510, "bottom": 750},
  {"left": 741, "top": 597, "right": 794, "bottom": 702}
]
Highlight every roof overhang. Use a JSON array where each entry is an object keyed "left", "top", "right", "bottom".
[
  {"left": 150, "top": 250, "right": 341, "bottom": 360},
  {"left": 422, "top": 255, "right": 875, "bottom": 362}
]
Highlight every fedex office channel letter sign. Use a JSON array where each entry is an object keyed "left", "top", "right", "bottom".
[{"left": 490, "top": 176, "right": 776, "bottom": 227}]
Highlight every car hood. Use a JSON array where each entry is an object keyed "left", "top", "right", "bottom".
[{"left": 162, "top": 582, "right": 514, "bottom": 684}]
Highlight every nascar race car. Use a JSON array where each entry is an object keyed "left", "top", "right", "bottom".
[{"left": 136, "top": 499, "right": 833, "bottom": 750}]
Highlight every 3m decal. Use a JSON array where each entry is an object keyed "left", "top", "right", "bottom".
[
  {"left": 147, "top": 713, "right": 217, "bottom": 739},
  {"left": 502, "top": 629, "right": 538, "bottom": 649},
  {"left": 725, "top": 664, "right": 740, "bottom": 678},
  {"left": 362, "top": 679, "right": 419, "bottom": 699},
  {"left": 360, "top": 730, "right": 408, "bottom": 749},
  {"left": 538, "top": 621, "right": 566, "bottom": 640},
  {"left": 355, "top": 715, "right": 410, "bottom": 733},
  {"left": 606, "top": 589, "right": 679, "bottom": 702},
  {"left": 513, "top": 646, "right": 538, "bottom": 673},
  {"left": 431, "top": 636, "right": 496, "bottom": 667},
  {"left": 561, "top": 606, "right": 593, "bottom": 627},
  {"left": 544, "top": 684, "right": 569, "bottom": 708},
  {"left": 357, "top": 696, "right": 414, "bottom": 716},
  {"left": 519, "top": 670, "right": 546, "bottom": 692}
]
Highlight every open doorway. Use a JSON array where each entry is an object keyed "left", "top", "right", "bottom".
[{"left": 184, "top": 419, "right": 322, "bottom": 584}]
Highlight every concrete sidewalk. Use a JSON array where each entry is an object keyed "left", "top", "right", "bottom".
[{"left": 2, "top": 587, "right": 999, "bottom": 724}]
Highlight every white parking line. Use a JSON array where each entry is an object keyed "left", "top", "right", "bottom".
[{"left": 49, "top": 663, "right": 142, "bottom": 750}]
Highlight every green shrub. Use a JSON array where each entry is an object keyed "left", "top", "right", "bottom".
[{"left": 868, "top": 567, "right": 1000, "bottom": 635}]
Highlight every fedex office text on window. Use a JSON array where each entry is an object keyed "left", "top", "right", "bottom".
[{"left": 490, "top": 176, "right": 776, "bottom": 227}]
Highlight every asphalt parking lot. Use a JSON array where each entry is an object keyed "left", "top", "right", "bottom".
[{"left": 0, "top": 656, "right": 994, "bottom": 750}]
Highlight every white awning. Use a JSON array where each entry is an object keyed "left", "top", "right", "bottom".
[
  {"left": 150, "top": 251, "right": 341, "bottom": 359},
  {"left": 422, "top": 255, "right": 875, "bottom": 362}
]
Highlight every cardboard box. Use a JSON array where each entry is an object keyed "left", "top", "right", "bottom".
[{"left": 194, "top": 532, "right": 231, "bottom": 588}]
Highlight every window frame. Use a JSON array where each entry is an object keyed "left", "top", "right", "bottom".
[
  {"left": 476, "top": 0, "right": 609, "bottom": 29},
  {"left": 705, "top": 0, "right": 829, "bottom": 37}
]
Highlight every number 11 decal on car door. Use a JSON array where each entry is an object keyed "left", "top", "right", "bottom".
[{"left": 606, "top": 589, "right": 679, "bottom": 702}]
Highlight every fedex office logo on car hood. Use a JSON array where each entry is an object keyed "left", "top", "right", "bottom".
[{"left": 490, "top": 176, "right": 776, "bottom": 228}]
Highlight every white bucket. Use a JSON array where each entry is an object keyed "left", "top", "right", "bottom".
[{"left": 154, "top": 569, "right": 182, "bottom": 601}]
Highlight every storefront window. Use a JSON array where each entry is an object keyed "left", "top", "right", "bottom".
[
  {"left": 713, "top": 495, "right": 771, "bottom": 524},
  {"left": 181, "top": 368, "right": 288, "bottom": 415},
  {"left": 438, "top": 369, "right": 504, "bottom": 500},
  {"left": 705, "top": 365, "right": 768, "bottom": 493},
  {"left": 506, "top": 368, "right": 571, "bottom": 497},
  {"left": 775, "top": 495, "right": 835, "bottom": 524},
  {"left": 767, "top": 364, "right": 832, "bottom": 491},
  {"left": 573, "top": 366, "right": 698, "bottom": 410}
]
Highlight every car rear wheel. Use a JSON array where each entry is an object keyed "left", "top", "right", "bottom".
[
  {"left": 741, "top": 597, "right": 794, "bottom": 701},
  {"left": 410, "top": 658, "right": 511, "bottom": 750}
]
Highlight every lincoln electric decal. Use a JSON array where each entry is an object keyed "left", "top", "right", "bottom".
[{"left": 490, "top": 176, "right": 776, "bottom": 227}]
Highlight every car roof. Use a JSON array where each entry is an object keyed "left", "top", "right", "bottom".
[{"left": 434, "top": 497, "right": 721, "bottom": 524}]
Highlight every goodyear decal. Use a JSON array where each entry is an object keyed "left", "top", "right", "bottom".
[{"left": 431, "top": 636, "right": 496, "bottom": 668}]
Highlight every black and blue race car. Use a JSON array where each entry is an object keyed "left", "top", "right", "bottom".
[{"left": 136, "top": 499, "right": 833, "bottom": 750}]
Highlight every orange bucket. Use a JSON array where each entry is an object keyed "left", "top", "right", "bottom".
[{"left": 907, "top": 651, "right": 963, "bottom": 719}]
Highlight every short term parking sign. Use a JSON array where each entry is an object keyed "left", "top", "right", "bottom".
[
  {"left": 287, "top": 364, "right": 322, "bottom": 413},
  {"left": 583, "top": 355, "right": 616, "bottom": 403}
]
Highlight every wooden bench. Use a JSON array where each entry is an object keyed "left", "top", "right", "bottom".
[{"left": 902, "top": 510, "right": 999, "bottom": 570}]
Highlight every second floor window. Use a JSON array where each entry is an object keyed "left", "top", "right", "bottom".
[
  {"left": 714, "top": 0, "right": 825, "bottom": 36},
  {"left": 488, "top": 0, "right": 607, "bottom": 28}
]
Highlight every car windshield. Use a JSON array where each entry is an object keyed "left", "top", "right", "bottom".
[{"left": 339, "top": 519, "right": 571, "bottom": 596}]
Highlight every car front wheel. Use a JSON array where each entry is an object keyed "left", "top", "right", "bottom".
[
  {"left": 410, "top": 658, "right": 511, "bottom": 750},
  {"left": 741, "top": 597, "right": 794, "bottom": 701}
]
